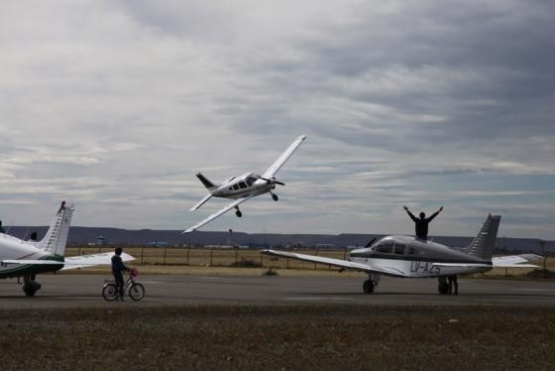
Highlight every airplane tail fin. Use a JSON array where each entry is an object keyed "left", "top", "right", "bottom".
[
  {"left": 196, "top": 172, "right": 217, "bottom": 191},
  {"left": 466, "top": 214, "right": 501, "bottom": 260},
  {"left": 30, "top": 201, "right": 74, "bottom": 257}
]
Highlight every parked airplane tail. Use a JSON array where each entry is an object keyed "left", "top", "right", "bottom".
[
  {"left": 30, "top": 201, "right": 74, "bottom": 257},
  {"left": 196, "top": 172, "right": 217, "bottom": 190},
  {"left": 467, "top": 214, "right": 501, "bottom": 260}
]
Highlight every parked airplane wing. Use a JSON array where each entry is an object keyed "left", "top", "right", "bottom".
[
  {"left": 61, "top": 252, "right": 135, "bottom": 270},
  {"left": 183, "top": 195, "right": 254, "bottom": 233},
  {"left": 261, "top": 135, "right": 307, "bottom": 179},
  {"left": 261, "top": 249, "right": 405, "bottom": 276}
]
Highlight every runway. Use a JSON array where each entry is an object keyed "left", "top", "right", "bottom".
[{"left": 1, "top": 274, "right": 554, "bottom": 309}]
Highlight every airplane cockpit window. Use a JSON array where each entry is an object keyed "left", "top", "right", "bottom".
[
  {"left": 393, "top": 244, "right": 405, "bottom": 255},
  {"left": 375, "top": 243, "right": 393, "bottom": 254},
  {"left": 246, "top": 174, "right": 258, "bottom": 186}
]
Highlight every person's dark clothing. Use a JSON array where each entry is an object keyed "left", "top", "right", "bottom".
[
  {"left": 112, "top": 254, "right": 129, "bottom": 299},
  {"left": 406, "top": 210, "right": 441, "bottom": 240}
]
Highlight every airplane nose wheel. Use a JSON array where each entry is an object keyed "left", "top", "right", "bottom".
[
  {"left": 235, "top": 210, "right": 242, "bottom": 217},
  {"left": 271, "top": 193, "right": 278, "bottom": 201},
  {"left": 363, "top": 280, "right": 374, "bottom": 294}
]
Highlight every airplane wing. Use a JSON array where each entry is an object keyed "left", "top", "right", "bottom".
[
  {"left": 183, "top": 196, "right": 254, "bottom": 233},
  {"left": 491, "top": 254, "right": 542, "bottom": 268},
  {"left": 261, "top": 249, "right": 405, "bottom": 276},
  {"left": 2, "top": 252, "right": 135, "bottom": 270},
  {"left": 61, "top": 252, "right": 135, "bottom": 270},
  {"left": 261, "top": 135, "right": 307, "bottom": 179},
  {"left": 190, "top": 193, "right": 213, "bottom": 211}
]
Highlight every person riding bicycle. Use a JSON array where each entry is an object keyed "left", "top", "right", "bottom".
[{"left": 111, "top": 247, "right": 131, "bottom": 301}]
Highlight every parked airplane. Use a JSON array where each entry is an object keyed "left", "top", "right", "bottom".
[
  {"left": 184, "top": 135, "right": 307, "bottom": 233},
  {"left": 262, "top": 215, "right": 541, "bottom": 294},
  {"left": 0, "top": 201, "right": 134, "bottom": 297}
]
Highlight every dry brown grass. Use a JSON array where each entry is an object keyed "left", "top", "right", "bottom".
[{"left": 1, "top": 305, "right": 554, "bottom": 370}]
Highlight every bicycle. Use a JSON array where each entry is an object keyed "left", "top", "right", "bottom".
[{"left": 102, "top": 267, "right": 145, "bottom": 301}]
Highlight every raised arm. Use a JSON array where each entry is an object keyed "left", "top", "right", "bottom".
[
  {"left": 404, "top": 206, "right": 418, "bottom": 222},
  {"left": 427, "top": 206, "right": 443, "bottom": 222}
]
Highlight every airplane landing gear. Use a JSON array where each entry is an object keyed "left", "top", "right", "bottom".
[
  {"left": 235, "top": 210, "right": 242, "bottom": 217},
  {"left": 271, "top": 193, "right": 278, "bottom": 201},
  {"left": 438, "top": 277, "right": 449, "bottom": 295},
  {"left": 363, "top": 280, "right": 374, "bottom": 294},
  {"left": 22, "top": 274, "right": 41, "bottom": 297},
  {"left": 363, "top": 273, "right": 380, "bottom": 294}
]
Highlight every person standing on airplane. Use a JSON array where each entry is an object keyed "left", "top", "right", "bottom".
[
  {"left": 111, "top": 247, "right": 130, "bottom": 301},
  {"left": 403, "top": 205, "right": 443, "bottom": 240}
]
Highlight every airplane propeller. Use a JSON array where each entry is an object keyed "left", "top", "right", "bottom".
[{"left": 260, "top": 176, "right": 285, "bottom": 186}]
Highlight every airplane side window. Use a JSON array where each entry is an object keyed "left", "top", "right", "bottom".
[
  {"left": 239, "top": 182, "right": 247, "bottom": 189},
  {"left": 393, "top": 244, "right": 405, "bottom": 255},
  {"left": 408, "top": 247, "right": 419, "bottom": 255},
  {"left": 233, "top": 184, "right": 239, "bottom": 190}
]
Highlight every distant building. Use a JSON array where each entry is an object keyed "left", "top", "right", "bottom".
[{"left": 95, "top": 236, "right": 107, "bottom": 246}]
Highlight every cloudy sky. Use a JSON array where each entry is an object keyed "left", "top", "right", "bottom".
[{"left": 1, "top": 0, "right": 554, "bottom": 240}]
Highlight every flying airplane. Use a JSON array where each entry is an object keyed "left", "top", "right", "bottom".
[
  {"left": 262, "top": 215, "right": 542, "bottom": 294},
  {"left": 0, "top": 201, "right": 134, "bottom": 297},
  {"left": 184, "top": 135, "right": 307, "bottom": 233}
]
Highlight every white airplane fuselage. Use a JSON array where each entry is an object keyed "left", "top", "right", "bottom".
[
  {"left": 0, "top": 234, "right": 63, "bottom": 278},
  {"left": 210, "top": 173, "right": 275, "bottom": 200},
  {"left": 348, "top": 236, "right": 492, "bottom": 278}
]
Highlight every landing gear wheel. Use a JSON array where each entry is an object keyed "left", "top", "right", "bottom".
[
  {"left": 102, "top": 283, "right": 117, "bottom": 301},
  {"left": 438, "top": 281, "right": 449, "bottom": 295},
  {"left": 235, "top": 210, "right": 242, "bottom": 217},
  {"left": 23, "top": 281, "right": 41, "bottom": 297},
  {"left": 363, "top": 280, "right": 374, "bottom": 294},
  {"left": 128, "top": 283, "right": 145, "bottom": 301},
  {"left": 271, "top": 193, "right": 278, "bottom": 201}
]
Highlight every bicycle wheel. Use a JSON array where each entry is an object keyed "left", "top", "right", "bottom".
[
  {"left": 102, "top": 283, "right": 117, "bottom": 301},
  {"left": 128, "top": 283, "right": 145, "bottom": 301}
]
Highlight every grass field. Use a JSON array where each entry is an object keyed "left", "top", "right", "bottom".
[{"left": 1, "top": 305, "right": 554, "bottom": 370}]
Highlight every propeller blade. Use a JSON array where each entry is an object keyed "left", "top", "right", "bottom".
[{"left": 260, "top": 177, "right": 285, "bottom": 186}]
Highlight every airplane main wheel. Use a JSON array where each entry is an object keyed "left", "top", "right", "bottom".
[
  {"left": 23, "top": 281, "right": 41, "bottom": 297},
  {"left": 438, "top": 281, "right": 449, "bottom": 295},
  {"left": 363, "top": 280, "right": 374, "bottom": 294},
  {"left": 235, "top": 210, "right": 242, "bottom": 217},
  {"left": 272, "top": 194, "right": 278, "bottom": 201}
]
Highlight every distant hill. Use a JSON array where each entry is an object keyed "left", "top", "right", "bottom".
[{"left": 4, "top": 225, "right": 552, "bottom": 254}]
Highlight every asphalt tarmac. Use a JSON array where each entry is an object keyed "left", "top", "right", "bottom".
[{"left": 1, "top": 274, "right": 554, "bottom": 309}]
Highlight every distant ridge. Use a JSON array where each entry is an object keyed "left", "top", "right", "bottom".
[{"left": 4, "top": 225, "right": 550, "bottom": 253}]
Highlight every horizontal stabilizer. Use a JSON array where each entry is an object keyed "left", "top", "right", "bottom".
[
  {"left": 62, "top": 252, "right": 135, "bottom": 271},
  {"left": 190, "top": 194, "right": 213, "bottom": 211}
]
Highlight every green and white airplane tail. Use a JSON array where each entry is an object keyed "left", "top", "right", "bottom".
[
  {"left": 467, "top": 214, "right": 501, "bottom": 260},
  {"left": 29, "top": 201, "right": 74, "bottom": 257}
]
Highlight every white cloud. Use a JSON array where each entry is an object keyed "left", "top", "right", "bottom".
[{"left": 0, "top": 0, "right": 553, "bottom": 239}]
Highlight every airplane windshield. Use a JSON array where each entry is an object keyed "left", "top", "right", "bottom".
[{"left": 246, "top": 175, "right": 258, "bottom": 186}]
